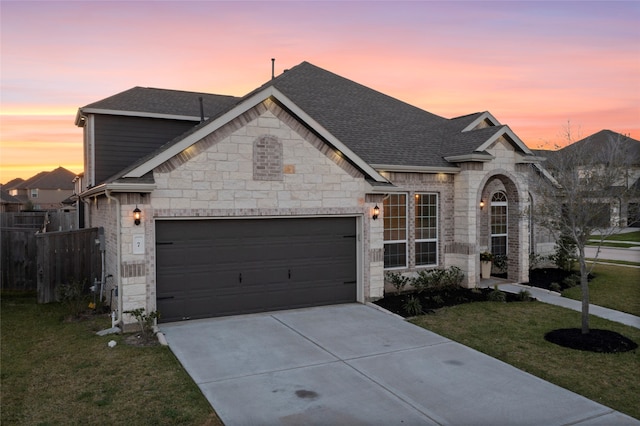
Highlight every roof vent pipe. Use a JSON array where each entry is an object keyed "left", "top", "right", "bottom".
[
  {"left": 271, "top": 58, "right": 275, "bottom": 79},
  {"left": 198, "top": 97, "right": 204, "bottom": 123}
]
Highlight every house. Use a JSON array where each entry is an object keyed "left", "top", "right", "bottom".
[
  {"left": 1, "top": 179, "right": 24, "bottom": 213},
  {"left": 7, "top": 167, "right": 77, "bottom": 210},
  {"left": 76, "top": 61, "right": 545, "bottom": 327},
  {"left": 0, "top": 185, "right": 22, "bottom": 213},
  {"left": 536, "top": 130, "right": 640, "bottom": 228}
]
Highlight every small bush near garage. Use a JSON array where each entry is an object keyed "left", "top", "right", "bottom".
[{"left": 1, "top": 293, "right": 222, "bottom": 426}]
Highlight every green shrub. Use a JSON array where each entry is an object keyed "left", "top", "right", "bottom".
[
  {"left": 413, "top": 266, "right": 464, "bottom": 291},
  {"left": 493, "top": 255, "right": 508, "bottom": 273},
  {"left": 549, "top": 282, "right": 562, "bottom": 292},
  {"left": 124, "top": 308, "right": 160, "bottom": 340},
  {"left": 428, "top": 294, "right": 444, "bottom": 306},
  {"left": 517, "top": 289, "right": 533, "bottom": 301},
  {"left": 529, "top": 253, "right": 545, "bottom": 270},
  {"left": 403, "top": 295, "right": 423, "bottom": 316},
  {"left": 487, "top": 285, "right": 506, "bottom": 302},
  {"left": 563, "top": 274, "right": 580, "bottom": 288},
  {"left": 386, "top": 272, "right": 410, "bottom": 293},
  {"left": 56, "top": 279, "right": 89, "bottom": 319},
  {"left": 551, "top": 234, "right": 577, "bottom": 271}
]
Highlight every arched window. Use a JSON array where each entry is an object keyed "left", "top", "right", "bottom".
[{"left": 491, "top": 191, "right": 508, "bottom": 256}]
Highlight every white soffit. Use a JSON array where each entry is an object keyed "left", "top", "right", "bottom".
[{"left": 78, "top": 108, "right": 203, "bottom": 123}]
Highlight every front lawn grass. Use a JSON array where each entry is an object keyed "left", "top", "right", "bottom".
[
  {"left": 411, "top": 302, "right": 640, "bottom": 420},
  {"left": 586, "top": 258, "right": 640, "bottom": 267},
  {"left": 598, "top": 231, "right": 640, "bottom": 242},
  {"left": 562, "top": 264, "right": 640, "bottom": 316},
  {"left": 588, "top": 230, "right": 640, "bottom": 248},
  {"left": 1, "top": 293, "right": 221, "bottom": 426}
]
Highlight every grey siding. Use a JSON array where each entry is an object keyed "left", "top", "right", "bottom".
[{"left": 94, "top": 115, "right": 197, "bottom": 184}]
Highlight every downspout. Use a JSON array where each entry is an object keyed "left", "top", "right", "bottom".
[{"left": 105, "top": 189, "right": 123, "bottom": 325}]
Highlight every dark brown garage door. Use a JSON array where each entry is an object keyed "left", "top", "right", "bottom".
[{"left": 156, "top": 217, "right": 357, "bottom": 322}]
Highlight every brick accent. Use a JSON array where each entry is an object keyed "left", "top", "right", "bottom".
[
  {"left": 369, "top": 248, "right": 384, "bottom": 262},
  {"left": 121, "top": 261, "right": 146, "bottom": 278},
  {"left": 253, "top": 135, "right": 283, "bottom": 181}
]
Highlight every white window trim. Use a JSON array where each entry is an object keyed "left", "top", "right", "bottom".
[
  {"left": 491, "top": 191, "right": 508, "bottom": 255},
  {"left": 415, "top": 192, "right": 438, "bottom": 267},
  {"left": 383, "top": 193, "right": 408, "bottom": 270}
]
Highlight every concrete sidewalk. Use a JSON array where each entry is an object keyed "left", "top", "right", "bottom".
[
  {"left": 161, "top": 304, "right": 639, "bottom": 425},
  {"left": 498, "top": 283, "right": 640, "bottom": 329}
]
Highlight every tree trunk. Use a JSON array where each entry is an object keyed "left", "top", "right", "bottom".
[{"left": 579, "top": 252, "right": 590, "bottom": 334}]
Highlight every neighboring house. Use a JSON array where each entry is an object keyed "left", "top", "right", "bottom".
[
  {"left": 7, "top": 167, "right": 77, "bottom": 210},
  {"left": 0, "top": 185, "right": 22, "bottom": 212},
  {"left": 537, "top": 130, "right": 640, "bottom": 228},
  {"left": 76, "top": 61, "right": 546, "bottom": 327},
  {"left": 1, "top": 178, "right": 24, "bottom": 213}
]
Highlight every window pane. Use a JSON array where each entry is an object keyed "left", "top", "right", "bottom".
[
  {"left": 415, "top": 241, "right": 437, "bottom": 266},
  {"left": 384, "top": 243, "right": 407, "bottom": 268},
  {"left": 383, "top": 194, "right": 407, "bottom": 268},
  {"left": 490, "top": 192, "right": 508, "bottom": 255},
  {"left": 415, "top": 193, "right": 438, "bottom": 266},
  {"left": 491, "top": 236, "right": 507, "bottom": 256}
]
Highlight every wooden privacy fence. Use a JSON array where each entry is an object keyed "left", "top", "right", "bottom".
[
  {"left": 36, "top": 227, "right": 103, "bottom": 303},
  {"left": 1, "top": 210, "right": 76, "bottom": 231},
  {"left": 0, "top": 210, "right": 82, "bottom": 291},
  {"left": 1, "top": 227, "right": 38, "bottom": 291}
]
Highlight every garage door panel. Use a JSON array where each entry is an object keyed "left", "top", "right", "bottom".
[{"left": 157, "top": 217, "right": 357, "bottom": 322}]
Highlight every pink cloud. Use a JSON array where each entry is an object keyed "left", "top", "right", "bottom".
[{"left": 1, "top": 1, "right": 638, "bottom": 181}]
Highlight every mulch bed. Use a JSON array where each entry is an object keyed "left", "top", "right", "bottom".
[
  {"left": 545, "top": 328, "right": 638, "bottom": 353},
  {"left": 124, "top": 332, "right": 159, "bottom": 347},
  {"left": 527, "top": 268, "right": 574, "bottom": 290},
  {"left": 373, "top": 287, "right": 531, "bottom": 317}
]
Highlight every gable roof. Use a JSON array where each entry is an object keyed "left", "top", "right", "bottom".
[
  {"left": 561, "top": 130, "right": 640, "bottom": 165},
  {"left": 76, "top": 87, "right": 240, "bottom": 125},
  {"left": 537, "top": 130, "right": 640, "bottom": 166},
  {"left": 80, "top": 61, "right": 537, "bottom": 186},
  {"left": 18, "top": 167, "right": 76, "bottom": 190},
  {"left": 1, "top": 177, "right": 24, "bottom": 190}
]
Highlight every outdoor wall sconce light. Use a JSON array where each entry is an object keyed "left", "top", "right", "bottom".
[
  {"left": 372, "top": 204, "right": 380, "bottom": 220},
  {"left": 133, "top": 206, "right": 141, "bottom": 225},
  {"left": 479, "top": 200, "right": 485, "bottom": 210}
]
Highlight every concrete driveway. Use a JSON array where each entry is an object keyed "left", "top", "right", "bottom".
[{"left": 161, "top": 304, "right": 638, "bottom": 425}]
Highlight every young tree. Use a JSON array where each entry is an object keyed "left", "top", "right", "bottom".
[{"left": 530, "top": 126, "right": 639, "bottom": 334}]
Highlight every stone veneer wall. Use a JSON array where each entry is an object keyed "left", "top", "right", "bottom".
[
  {"left": 449, "top": 137, "right": 531, "bottom": 287},
  {"left": 114, "top": 98, "right": 386, "bottom": 322}
]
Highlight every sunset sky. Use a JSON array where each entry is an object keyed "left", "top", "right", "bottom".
[{"left": 1, "top": 1, "right": 639, "bottom": 184}]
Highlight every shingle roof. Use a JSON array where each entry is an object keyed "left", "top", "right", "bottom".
[
  {"left": 19, "top": 167, "right": 76, "bottom": 190},
  {"left": 562, "top": 130, "right": 640, "bottom": 164},
  {"left": 260, "top": 62, "right": 514, "bottom": 168},
  {"left": 267, "top": 62, "right": 453, "bottom": 167},
  {"left": 1, "top": 178, "right": 24, "bottom": 190},
  {"left": 80, "top": 87, "right": 240, "bottom": 119},
  {"left": 441, "top": 126, "right": 510, "bottom": 157},
  {"left": 538, "top": 130, "right": 640, "bottom": 166},
  {"left": 89, "top": 61, "right": 527, "bottom": 181}
]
